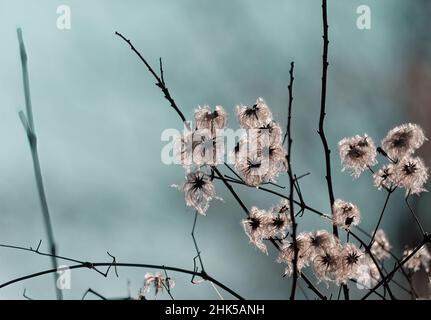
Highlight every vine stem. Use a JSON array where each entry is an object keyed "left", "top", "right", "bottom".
[
  {"left": 0, "top": 243, "right": 244, "bottom": 300},
  {"left": 0, "top": 262, "right": 244, "bottom": 300}
]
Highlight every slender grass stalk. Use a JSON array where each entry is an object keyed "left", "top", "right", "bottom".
[{"left": 16, "top": 28, "right": 62, "bottom": 300}]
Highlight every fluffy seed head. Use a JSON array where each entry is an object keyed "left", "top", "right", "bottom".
[
  {"left": 381, "top": 123, "right": 427, "bottom": 160},
  {"left": 312, "top": 247, "right": 342, "bottom": 283},
  {"left": 242, "top": 207, "right": 272, "bottom": 254},
  {"left": 304, "top": 230, "right": 340, "bottom": 260},
  {"left": 236, "top": 97, "right": 273, "bottom": 129},
  {"left": 182, "top": 170, "right": 217, "bottom": 215},
  {"left": 337, "top": 243, "right": 364, "bottom": 284},
  {"left": 332, "top": 199, "right": 361, "bottom": 229},
  {"left": 393, "top": 156, "right": 429, "bottom": 196},
  {"left": 338, "top": 134, "right": 377, "bottom": 178},
  {"left": 277, "top": 233, "right": 310, "bottom": 276},
  {"left": 373, "top": 164, "right": 396, "bottom": 191},
  {"left": 194, "top": 105, "right": 227, "bottom": 132}
]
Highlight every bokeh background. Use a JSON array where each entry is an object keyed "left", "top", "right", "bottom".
[{"left": 0, "top": 0, "right": 430, "bottom": 299}]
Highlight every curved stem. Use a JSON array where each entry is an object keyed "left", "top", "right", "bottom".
[
  {"left": 0, "top": 262, "right": 243, "bottom": 300},
  {"left": 0, "top": 242, "right": 243, "bottom": 300}
]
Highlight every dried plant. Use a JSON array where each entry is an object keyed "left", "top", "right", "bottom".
[{"left": 2, "top": 0, "right": 430, "bottom": 301}]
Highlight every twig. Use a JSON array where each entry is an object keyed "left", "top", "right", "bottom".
[
  {"left": 191, "top": 212, "right": 205, "bottom": 272},
  {"left": 223, "top": 163, "right": 244, "bottom": 183},
  {"left": 16, "top": 28, "right": 62, "bottom": 300},
  {"left": 301, "top": 273, "right": 327, "bottom": 300},
  {"left": 317, "top": 1, "right": 350, "bottom": 300},
  {"left": 349, "top": 279, "right": 386, "bottom": 300},
  {"left": 0, "top": 241, "right": 243, "bottom": 299},
  {"left": 22, "top": 288, "right": 33, "bottom": 300},
  {"left": 285, "top": 62, "right": 299, "bottom": 300},
  {"left": 368, "top": 189, "right": 394, "bottom": 247},
  {"left": 115, "top": 31, "right": 189, "bottom": 128},
  {"left": 82, "top": 288, "right": 108, "bottom": 300},
  {"left": 189, "top": 211, "right": 206, "bottom": 286},
  {"left": 1, "top": 241, "right": 120, "bottom": 279},
  {"left": 381, "top": 266, "right": 414, "bottom": 297},
  {"left": 361, "top": 233, "right": 431, "bottom": 300},
  {"left": 0, "top": 261, "right": 244, "bottom": 300},
  {"left": 405, "top": 192, "right": 426, "bottom": 236},
  {"left": 317, "top": 1, "right": 337, "bottom": 238},
  {"left": 356, "top": 225, "right": 419, "bottom": 295}
]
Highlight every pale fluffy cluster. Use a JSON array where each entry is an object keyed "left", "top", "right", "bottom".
[
  {"left": 374, "top": 124, "right": 429, "bottom": 196},
  {"left": 381, "top": 123, "right": 427, "bottom": 160},
  {"left": 194, "top": 105, "right": 228, "bottom": 132},
  {"left": 338, "top": 134, "right": 377, "bottom": 178},
  {"left": 373, "top": 164, "right": 396, "bottom": 191},
  {"left": 173, "top": 106, "right": 230, "bottom": 215},
  {"left": 236, "top": 97, "right": 273, "bottom": 129},
  {"left": 141, "top": 272, "right": 175, "bottom": 297},
  {"left": 242, "top": 199, "right": 291, "bottom": 254},
  {"left": 173, "top": 169, "right": 219, "bottom": 215},
  {"left": 177, "top": 130, "right": 225, "bottom": 167},
  {"left": 234, "top": 98, "right": 287, "bottom": 186},
  {"left": 392, "top": 156, "right": 429, "bottom": 195},
  {"left": 403, "top": 245, "right": 431, "bottom": 272},
  {"left": 339, "top": 124, "right": 429, "bottom": 195},
  {"left": 277, "top": 230, "right": 380, "bottom": 285},
  {"left": 370, "top": 229, "right": 391, "bottom": 261},
  {"left": 177, "top": 105, "right": 228, "bottom": 168},
  {"left": 332, "top": 199, "right": 361, "bottom": 230}
]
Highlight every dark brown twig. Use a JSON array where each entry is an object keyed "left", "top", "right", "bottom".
[
  {"left": 0, "top": 261, "right": 244, "bottom": 300},
  {"left": 285, "top": 62, "right": 299, "bottom": 300},
  {"left": 115, "top": 31, "right": 188, "bottom": 128},
  {"left": 361, "top": 233, "right": 431, "bottom": 300}
]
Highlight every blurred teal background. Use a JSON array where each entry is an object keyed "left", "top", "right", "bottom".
[{"left": 0, "top": 0, "right": 430, "bottom": 299}]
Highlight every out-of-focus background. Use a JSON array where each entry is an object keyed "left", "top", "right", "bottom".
[{"left": 0, "top": 0, "right": 430, "bottom": 299}]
